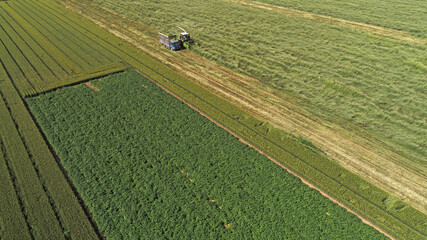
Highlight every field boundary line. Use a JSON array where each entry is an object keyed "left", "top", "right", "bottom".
[
  {"left": 0, "top": 119, "right": 33, "bottom": 240},
  {"left": 22, "top": 93, "right": 106, "bottom": 240},
  {"left": 23, "top": 61, "right": 128, "bottom": 97},
  {"left": 1, "top": 58, "right": 100, "bottom": 240},
  {"left": 0, "top": 86, "right": 65, "bottom": 239},
  {"left": 73, "top": 0, "right": 427, "bottom": 215},
  {"left": 227, "top": 0, "right": 427, "bottom": 45}
]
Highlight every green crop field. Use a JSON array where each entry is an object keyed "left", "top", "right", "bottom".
[
  {"left": 0, "top": 0, "right": 425, "bottom": 239},
  {"left": 93, "top": 0, "right": 426, "bottom": 168},
  {"left": 27, "top": 70, "right": 387, "bottom": 239}
]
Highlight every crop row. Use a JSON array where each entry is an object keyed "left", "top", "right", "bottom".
[
  {"left": 0, "top": 0, "right": 124, "bottom": 96},
  {"left": 0, "top": 135, "right": 31, "bottom": 240},
  {"left": 8, "top": 1, "right": 97, "bottom": 70},
  {"left": 39, "top": 0, "right": 426, "bottom": 238},
  {"left": 6, "top": 0, "right": 423, "bottom": 238},
  {"left": 0, "top": 54, "right": 98, "bottom": 238},
  {"left": 15, "top": 0, "right": 119, "bottom": 66},
  {"left": 0, "top": 7, "right": 56, "bottom": 86},
  {"left": 0, "top": 2, "right": 80, "bottom": 82},
  {"left": 0, "top": 66, "right": 65, "bottom": 239}
]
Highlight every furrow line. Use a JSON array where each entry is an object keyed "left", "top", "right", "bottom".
[
  {"left": 6, "top": 1, "right": 93, "bottom": 71},
  {"left": 14, "top": 0, "right": 105, "bottom": 67},
  {"left": 33, "top": 0, "right": 124, "bottom": 62},
  {"left": 0, "top": 102, "right": 33, "bottom": 240},
  {"left": 0, "top": 4, "right": 68, "bottom": 78},
  {"left": 0, "top": 3, "right": 82, "bottom": 74},
  {"left": 0, "top": 13, "right": 57, "bottom": 83},
  {"left": 0, "top": 91, "right": 65, "bottom": 239},
  {"left": 23, "top": 0, "right": 119, "bottom": 64},
  {"left": 0, "top": 35, "right": 34, "bottom": 94}
]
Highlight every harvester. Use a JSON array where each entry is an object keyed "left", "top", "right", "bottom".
[{"left": 159, "top": 27, "right": 198, "bottom": 51}]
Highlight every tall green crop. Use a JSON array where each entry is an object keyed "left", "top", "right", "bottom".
[{"left": 27, "top": 70, "right": 388, "bottom": 239}]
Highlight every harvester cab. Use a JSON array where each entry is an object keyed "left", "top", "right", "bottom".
[
  {"left": 178, "top": 27, "right": 191, "bottom": 41},
  {"left": 159, "top": 26, "right": 198, "bottom": 51},
  {"left": 180, "top": 32, "right": 190, "bottom": 41}
]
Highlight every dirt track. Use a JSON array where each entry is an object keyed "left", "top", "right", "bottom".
[{"left": 58, "top": 0, "right": 426, "bottom": 215}]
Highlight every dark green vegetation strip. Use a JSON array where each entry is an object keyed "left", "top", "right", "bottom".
[
  {"left": 27, "top": 70, "right": 387, "bottom": 239},
  {"left": 0, "top": 36, "right": 98, "bottom": 240},
  {"left": 34, "top": 0, "right": 426, "bottom": 238},
  {"left": 93, "top": 0, "right": 426, "bottom": 167}
]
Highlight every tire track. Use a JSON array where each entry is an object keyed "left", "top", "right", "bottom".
[{"left": 226, "top": 0, "right": 427, "bottom": 45}]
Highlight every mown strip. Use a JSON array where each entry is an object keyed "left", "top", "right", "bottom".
[
  {"left": 23, "top": 61, "right": 128, "bottom": 97},
  {"left": 39, "top": 0, "right": 426, "bottom": 238},
  {"left": 137, "top": 61, "right": 426, "bottom": 240},
  {"left": 0, "top": 137, "right": 32, "bottom": 240}
]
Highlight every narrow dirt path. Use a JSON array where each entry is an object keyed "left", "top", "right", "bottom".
[
  {"left": 85, "top": 82, "right": 100, "bottom": 91},
  {"left": 227, "top": 0, "right": 426, "bottom": 45},
  {"left": 58, "top": 0, "right": 426, "bottom": 215}
]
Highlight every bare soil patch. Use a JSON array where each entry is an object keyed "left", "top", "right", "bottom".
[{"left": 85, "top": 82, "right": 100, "bottom": 91}]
